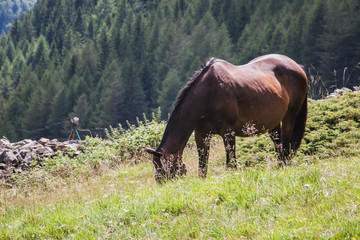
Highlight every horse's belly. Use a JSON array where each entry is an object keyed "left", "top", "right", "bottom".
[
  {"left": 201, "top": 75, "right": 289, "bottom": 137},
  {"left": 201, "top": 101, "right": 286, "bottom": 137},
  {"left": 234, "top": 96, "right": 287, "bottom": 136},
  {"left": 234, "top": 117, "right": 281, "bottom": 137}
]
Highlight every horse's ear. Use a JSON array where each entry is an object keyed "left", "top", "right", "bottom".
[{"left": 144, "top": 147, "right": 162, "bottom": 157}]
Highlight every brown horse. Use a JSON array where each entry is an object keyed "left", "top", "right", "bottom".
[{"left": 145, "top": 54, "right": 308, "bottom": 183}]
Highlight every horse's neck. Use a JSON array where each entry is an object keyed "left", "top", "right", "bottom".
[
  {"left": 158, "top": 108, "right": 198, "bottom": 155},
  {"left": 158, "top": 64, "right": 209, "bottom": 154}
]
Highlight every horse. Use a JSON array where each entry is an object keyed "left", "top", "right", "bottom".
[{"left": 145, "top": 54, "right": 308, "bottom": 183}]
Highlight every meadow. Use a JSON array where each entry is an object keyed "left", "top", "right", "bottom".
[{"left": 1, "top": 92, "right": 360, "bottom": 239}]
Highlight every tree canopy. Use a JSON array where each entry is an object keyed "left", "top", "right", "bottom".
[
  {"left": 0, "top": 0, "right": 37, "bottom": 35},
  {"left": 0, "top": 0, "right": 359, "bottom": 141}
]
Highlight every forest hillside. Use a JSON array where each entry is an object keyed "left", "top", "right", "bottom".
[
  {"left": 0, "top": 0, "right": 37, "bottom": 35},
  {"left": 0, "top": 0, "right": 360, "bottom": 141}
]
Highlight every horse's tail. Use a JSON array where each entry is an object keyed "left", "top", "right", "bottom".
[{"left": 291, "top": 93, "right": 307, "bottom": 153}]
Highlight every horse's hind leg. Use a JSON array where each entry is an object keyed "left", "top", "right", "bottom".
[
  {"left": 222, "top": 131, "right": 237, "bottom": 169},
  {"left": 278, "top": 117, "right": 296, "bottom": 165},
  {"left": 270, "top": 124, "right": 282, "bottom": 157},
  {"left": 270, "top": 123, "right": 290, "bottom": 166},
  {"left": 195, "top": 130, "right": 211, "bottom": 178}
]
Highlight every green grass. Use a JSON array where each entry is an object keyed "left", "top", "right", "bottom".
[
  {"left": 1, "top": 156, "right": 360, "bottom": 239},
  {"left": 1, "top": 93, "right": 360, "bottom": 239}
]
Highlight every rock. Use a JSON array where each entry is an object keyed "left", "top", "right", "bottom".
[
  {"left": 334, "top": 87, "right": 351, "bottom": 95},
  {"left": 46, "top": 141, "right": 67, "bottom": 151},
  {"left": 18, "top": 141, "right": 37, "bottom": 150},
  {"left": 20, "top": 162, "right": 30, "bottom": 170},
  {"left": 0, "top": 137, "right": 84, "bottom": 178},
  {"left": 326, "top": 86, "right": 358, "bottom": 99},
  {"left": 6, "top": 166, "right": 15, "bottom": 174},
  {"left": 0, "top": 150, "right": 18, "bottom": 165},
  {"left": 0, "top": 137, "right": 12, "bottom": 149},
  {"left": 0, "top": 163, "right": 7, "bottom": 169},
  {"left": 64, "top": 143, "right": 79, "bottom": 152},
  {"left": 54, "top": 144, "right": 68, "bottom": 151},
  {"left": 38, "top": 137, "right": 51, "bottom": 145},
  {"left": 23, "top": 152, "right": 34, "bottom": 164},
  {"left": 18, "top": 149, "right": 31, "bottom": 158},
  {"left": 12, "top": 139, "right": 33, "bottom": 148},
  {"left": 16, "top": 153, "right": 24, "bottom": 163},
  {"left": 35, "top": 146, "right": 54, "bottom": 156}
]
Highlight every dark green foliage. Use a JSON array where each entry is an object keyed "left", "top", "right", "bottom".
[
  {"left": 0, "top": 0, "right": 360, "bottom": 141},
  {"left": 0, "top": 0, "right": 36, "bottom": 36}
]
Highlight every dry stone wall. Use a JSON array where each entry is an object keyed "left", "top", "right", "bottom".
[{"left": 0, "top": 137, "right": 82, "bottom": 178}]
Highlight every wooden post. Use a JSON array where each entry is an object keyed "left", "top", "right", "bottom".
[{"left": 68, "top": 117, "right": 81, "bottom": 140}]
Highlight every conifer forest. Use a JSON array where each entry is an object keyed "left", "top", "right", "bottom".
[{"left": 0, "top": 0, "right": 360, "bottom": 141}]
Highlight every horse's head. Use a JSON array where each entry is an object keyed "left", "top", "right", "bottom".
[{"left": 144, "top": 147, "right": 187, "bottom": 183}]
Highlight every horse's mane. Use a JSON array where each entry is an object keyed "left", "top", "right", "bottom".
[{"left": 157, "top": 58, "right": 218, "bottom": 150}]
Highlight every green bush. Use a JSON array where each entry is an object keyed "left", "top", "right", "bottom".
[
  {"left": 235, "top": 92, "right": 360, "bottom": 166},
  {"left": 104, "top": 109, "right": 166, "bottom": 162},
  {"left": 303, "top": 92, "right": 360, "bottom": 157}
]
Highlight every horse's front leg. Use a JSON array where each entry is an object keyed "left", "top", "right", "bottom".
[
  {"left": 223, "top": 131, "right": 237, "bottom": 169},
  {"left": 195, "top": 130, "right": 211, "bottom": 178}
]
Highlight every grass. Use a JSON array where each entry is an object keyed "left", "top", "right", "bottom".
[
  {"left": 1, "top": 155, "right": 360, "bottom": 239},
  {"left": 1, "top": 92, "right": 360, "bottom": 239}
]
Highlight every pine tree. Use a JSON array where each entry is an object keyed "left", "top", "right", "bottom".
[
  {"left": 5, "top": 40, "right": 16, "bottom": 62},
  {"left": 97, "top": 28, "right": 109, "bottom": 72},
  {"left": 301, "top": 1, "right": 325, "bottom": 68},
  {"left": 54, "top": 15, "right": 66, "bottom": 53},
  {"left": 30, "top": 35, "right": 50, "bottom": 69},
  {"left": 22, "top": 14, "right": 35, "bottom": 41},
  {"left": 86, "top": 17, "right": 94, "bottom": 40},
  {"left": 10, "top": 50, "right": 26, "bottom": 88},
  {"left": 70, "top": 93, "right": 90, "bottom": 127},
  {"left": 158, "top": 68, "right": 183, "bottom": 118},
  {"left": 95, "top": 60, "right": 125, "bottom": 127},
  {"left": 75, "top": 8, "right": 85, "bottom": 34},
  {"left": 47, "top": 87, "right": 70, "bottom": 137},
  {"left": 9, "top": 17, "right": 20, "bottom": 45}
]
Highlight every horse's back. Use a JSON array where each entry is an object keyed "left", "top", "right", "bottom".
[
  {"left": 196, "top": 55, "right": 307, "bottom": 136},
  {"left": 249, "top": 54, "right": 305, "bottom": 74},
  {"left": 217, "top": 54, "right": 307, "bottom": 104},
  {"left": 249, "top": 54, "right": 307, "bottom": 106},
  {"left": 248, "top": 54, "right": 307, "bottom": 94}
]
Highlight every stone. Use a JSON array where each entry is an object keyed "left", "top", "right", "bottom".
[
  {"left": 0, "top": 150, "right": 18, "bottom": 165},
  {"left": 23, "top": 152, "right": 34, "bottom": 164},
  {"left": 20, "top": 163, "right": 30, "bottom": 170},
  {"left": 0, "top": 137, "right": 84, "bottom": 178},
  {"left": 0, "top": 163, "right": 7, "bottom": 169},
  {"left": 0, "top": 137, "right": 12, "bottom": 149},
  {"left": 18, "top": 149, "right": 31, "bottom": 158},
  {"left": 35, "top": 147, "right": 54, "bottom": 156},
  {"left": 46, "top": 141, "right": 66, "bottom": 151},
  {"left": 18, "top": 141, "right": 37, "bottom": 150},
  {"left": 38, "top": 137, "right": 51, "bottom": 145},
  {"left": 65, "top": 143, "right": 79, "bottom": 152},
  {"left": 334, "top": 87, "right": 351, "bottom": 95}
]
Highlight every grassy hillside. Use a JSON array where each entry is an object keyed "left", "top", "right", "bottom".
[{"left": 1, "top": 92, "right": 360, "bottom": 239}]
